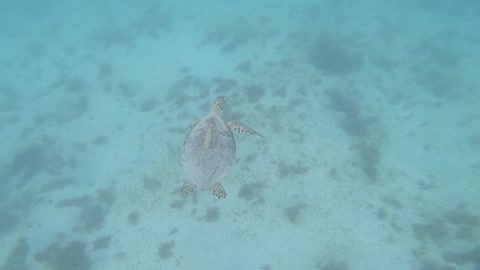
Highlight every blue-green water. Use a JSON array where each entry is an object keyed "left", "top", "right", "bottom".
[{"left": 1, "top": 1, "right": 479, "bottom": 269}]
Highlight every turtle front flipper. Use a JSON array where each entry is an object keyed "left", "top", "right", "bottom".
[
  {"left": 211, "top": 183, "right": 227, "bottom": 199},
  {"left": 180, "top": 181, "right": 196, "bottom": 195},
  {"left": 180, "top": 118, "right": 201, "bottom": 134},
  {"left": 227, "top": 120, "right": 264, "bottom": 138}
]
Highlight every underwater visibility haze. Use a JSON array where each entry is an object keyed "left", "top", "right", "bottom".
[{"left": 0, "top": 1, "right": 479, "bottom": 269}]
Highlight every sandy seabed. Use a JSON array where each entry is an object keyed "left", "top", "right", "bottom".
[{"left": 1, "top": 1, "right": 479, "bottom": 270}]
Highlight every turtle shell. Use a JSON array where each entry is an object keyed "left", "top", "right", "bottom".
[{"left": 181, "top": 114, "right": 236, "bottom": 189}]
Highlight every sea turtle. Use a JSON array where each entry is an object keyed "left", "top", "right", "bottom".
[{"left": 180, "top": 96, "right": 263, "bottom": 199}]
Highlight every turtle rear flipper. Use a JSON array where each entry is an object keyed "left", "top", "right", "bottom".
[
  {"left": 227, "top": 120, "right": 265, "bottom": 138},
  {"left": 211, "top": 183, "right": 227, "bottom": 199},
  {"left": 180, "top": 181, "right": 196, "bottom": 195}
]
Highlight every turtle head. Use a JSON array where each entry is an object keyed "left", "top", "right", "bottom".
[{"left": 211, "top": 96, "right": 226, "bottom": 115}]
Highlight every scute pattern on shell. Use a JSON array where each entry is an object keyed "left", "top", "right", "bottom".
[{"left": 181, "top": 114, "right": 236, "bottom": 189}]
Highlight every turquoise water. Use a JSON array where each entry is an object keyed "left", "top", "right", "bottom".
[{"left": 1, "top": 1, "right": 479, "bottom": 269}]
